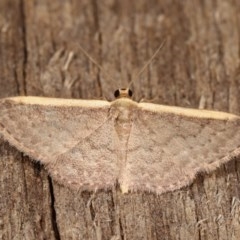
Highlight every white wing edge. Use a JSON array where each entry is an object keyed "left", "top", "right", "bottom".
[
  {"left": 138, "top": 102, "right": 240, "bottom": 120},
  {"left": 2, "top": 96, "right": 111, "bottom": 108}
]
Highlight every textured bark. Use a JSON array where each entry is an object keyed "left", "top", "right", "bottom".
[{"left": 1, "top": 0, "right": 240, "bottom": 239}]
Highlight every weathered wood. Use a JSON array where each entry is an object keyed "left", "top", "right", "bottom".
[{"left": 1, "top": 0, "right": 240, "bottom": 239}]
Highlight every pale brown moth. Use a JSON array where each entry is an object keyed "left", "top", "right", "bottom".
[{"left": 1, "top": 44, "right": 240, "bottom": 194}]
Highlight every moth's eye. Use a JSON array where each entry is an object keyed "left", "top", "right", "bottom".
[
  {"left": 128, "top": 89, "right": 133, "bottom": 97},
  {"left": 114, "top": 89, "right": 120, "bottom": 98}
]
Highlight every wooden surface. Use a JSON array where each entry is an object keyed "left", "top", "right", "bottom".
[{"left": 1, "top": 0, "right": 240, "bottom": 239}]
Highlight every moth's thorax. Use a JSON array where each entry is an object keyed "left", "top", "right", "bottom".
[
  {"left": 111, "top": 98, "right": 138, "bottom": 120},
  {"left": 111, "top": 97, "right": 138, "bottom": 108}
]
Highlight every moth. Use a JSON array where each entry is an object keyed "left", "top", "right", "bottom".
[
  {"left": 1, "top": 44, "right": 240, "bottom": 194},
  {"left": 0, "top": 88, "right": 240, "bottom": 194}
]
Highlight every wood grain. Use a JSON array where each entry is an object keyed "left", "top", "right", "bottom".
[{"left": 1, "top": 0, "right": 240, "bottom": 239}]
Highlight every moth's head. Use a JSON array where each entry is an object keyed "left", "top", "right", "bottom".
[{"left": 114, "top": 88, "right": 133, "bottom": 99}]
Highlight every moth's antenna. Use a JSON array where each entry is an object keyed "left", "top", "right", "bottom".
[
  {"left": 78, "top": 44, "right": 116, "bottom": 83},
  {"left": 128, "top": 40, "right": 166, "bottom": 89}
]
